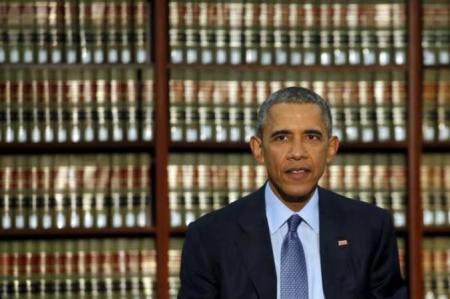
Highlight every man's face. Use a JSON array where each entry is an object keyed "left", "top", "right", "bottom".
[{"left": 250, "top": 103, "right": 339, "bottom": 208}]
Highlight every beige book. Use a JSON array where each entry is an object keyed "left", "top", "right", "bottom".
[
  {"left": 423, "top": 70, "right": 438, "bottom": 141},
  {"left": 437, "top": 70, "right": 450, "bottom": 141},
  {"left": 65, "top": 1, "right": 78, "bottom": 63}
]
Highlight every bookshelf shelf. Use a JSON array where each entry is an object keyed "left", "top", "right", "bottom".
[
  {"left": 0, "top": 227, "right": 156, "bottom": 239},
  {"left": 169, "top": 226, "right": 408, "bottom": 236},
  {"left": 423, "top": 142, "right": 450, "bottom": 152},
  {"left": 0, "top": 141, "right": 154, "bottom": 154},
  {"left": 423, "top": 226, "right": 450, "bottom": 236},
  {"left": 169, "top": 63, "right": 408, "bottom": 72},
  {"left": 170, "top": 141, "right": 407, "bottom": 153}
]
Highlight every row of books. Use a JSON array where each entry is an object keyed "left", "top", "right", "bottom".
[
  {"left": 320, "top": 154, "right": 406, "bottom": 228},
  {"left": 169, "top": 2, "right": 405, "bottom": 29},
  {"left": 0, "top": 68, "right": 153, "bottom": 143},
  {"left": 170, "top": 28, "right": 406, "bottom": 66},
  {"left": 422, "top": 155, "right": 450, "bottom": 227},
  {"left": 167, "top": 238, "right": 406, "bottom": 299},
  {"left": 0, "top": 0, "right": 150, "bottom": 64},
  {"left": 168, "top": 153, "right": 266, "bottom": 227},
  {"left": 423, "top": 70, "right": 450, "bottom": 142},
  {"left": 169, "top": 1, "right": 406, "bottom": 65},
  {"left": 0, "top": 154, "right": 151, "bottom": 230},
  {"left": 423, "top": 1, "right": 450, "bottom": 28},
  {"left": 422, "top": 30, "right": 450, "bottom": 66},
  {"left": 423, "top": 238, "right": 450, "bottom": 299},
  {"left": 422, "top": 1, "right": 450, "bottom": 66},
  {"left": 168, "top": 153, "right": 407, "bottom": 227},
  {"left": 170, "top": 69, "right": 407, "bottom": 143},
  {"left": 0, "top": 238, "right": 156, "bottom": 298}
]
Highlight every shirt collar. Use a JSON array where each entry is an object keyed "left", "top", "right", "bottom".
[{"left": 265, "top": 183, "right": 320, "bottom": 234}]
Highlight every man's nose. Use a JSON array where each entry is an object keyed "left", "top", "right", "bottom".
[{"left": 288, "top": 139, "right": 308, "bottom": 160}]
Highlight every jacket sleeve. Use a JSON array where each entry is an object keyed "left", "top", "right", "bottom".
[
  {"left": 178, "top": 222, "right": 219, "bottom": 299},
  {"left": 369, "top": 211, "right": 408, "bottom": 299}
]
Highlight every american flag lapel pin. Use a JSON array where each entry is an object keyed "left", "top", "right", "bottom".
[{"left": 338, "top": 239, "right": 348, "bottom": 247}]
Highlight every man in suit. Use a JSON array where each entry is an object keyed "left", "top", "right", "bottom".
[{"left": 178, "top": 87, "right": 407, "bottom": 299}]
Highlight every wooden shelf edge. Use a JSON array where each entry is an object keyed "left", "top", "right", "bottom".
[
  {"left": 0, "top": 227, "right": 156, "bottom": 239},
  {"left": 170, "top": 226, "right": 408, "bottom": 236},
  {"left": 170, "top": 141, "right": 407, "bottom": 153},
  {"left": 423, "top": 142, "right": 450, "bottom": 151},
  {"left": 0, "top": 141, "right": 154, "bottom": 154},
  {"left": 423, "top": 226, "right": 450, "bottom": 236},
  {"left": 168, "top": 63, "right": 407, "bottom": 72}
]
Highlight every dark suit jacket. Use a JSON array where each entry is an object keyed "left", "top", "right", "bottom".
[{"left": 178, "top": 185, "right": 407, "bottom": 299}]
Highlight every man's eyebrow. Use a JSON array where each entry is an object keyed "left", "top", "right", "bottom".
[
  {"left": 270, "top": 130, "right": 291, "bottom": 138},
  {"left": 304, "top": 129, "right": 323, "bottom": 136}
]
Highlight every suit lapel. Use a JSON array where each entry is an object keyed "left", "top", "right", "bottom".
[
  {"left": 319, "top": 188, "right": 352, "bottom": 299},
  {"left": 235, "top": 186, "right": 277, "bottom": 299}
]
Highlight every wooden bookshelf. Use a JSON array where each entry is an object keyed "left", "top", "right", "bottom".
[{"left": 0, "top": 1, "right": 445, "bottom": 299}]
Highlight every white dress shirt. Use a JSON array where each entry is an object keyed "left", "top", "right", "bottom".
[{"left": 265, "top": 183, "right": 325, "bottom": 299}]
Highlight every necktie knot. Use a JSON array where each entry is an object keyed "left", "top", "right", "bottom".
[{"left": 287, "top": 214, "right": 302, "bottom": 232}]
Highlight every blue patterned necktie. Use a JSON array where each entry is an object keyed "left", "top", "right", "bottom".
[{"left": 280, "top": 214, "right": 308, "bottom": 299}]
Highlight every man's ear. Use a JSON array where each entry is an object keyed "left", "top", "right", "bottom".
[
  {"left": 326, "top": 136, "right": 340, "bottom": 164},
  {"left": 249, "top": 136, "right": 264, "bottom": 164}
]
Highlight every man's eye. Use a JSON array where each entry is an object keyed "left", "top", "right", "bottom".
[
  {"left": 274, "top": 135, "right": 288, "bottom": 141},
  {"left": 307, "top": 134, "right": 321, "bottom": 141}
]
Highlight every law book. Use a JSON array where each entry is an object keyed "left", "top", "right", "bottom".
[
  {"left": 135, "top": 0, "right": 149, "bottom": 63},
  {"left": 110, "top": 69, "right": 124, "bottom": 142},
  {"left": 26, "top": 71, "right": 44, "bottom": 142},
  {"left": 170, "top": 69, "right": 185, "bottom": 141},
  {"left": 391, "top": 72, "right": 407, "bottom": 142},
  {"left": 390, "top": 154, "right": 406, "bottom": 227},
  {"left": 106, "top": 1, "right": 119, "bottom": 63},
  {"left": 422, "top": 155, "right": 434, "bottom": 226},
  {"left": 67, "top": 70, "right": 82, "bottom": 143},
  {"left": 91, "top": 0, "right": 106, "bottom": 64},
  {"left": 80, "top": 69, "right": 95, "bottom": 142},
  {"left": 227, "top": 77, "right": 243, "bottom": 142},
  {"left": 54, "top": 70, "right": 68, "bottom": 143},
  {"left": 326, "top": 73, "right": 345, "bottom": 141},
  {"left": 78, "top": 0, "right": 90, "bottom": 64},
  {"left": 94, "top": 155, "right": 109, "bottom": 228},
  {"left": 374, "top": 72, "right": 393, "bottom": 141},
  {"left": 110, "top": 155, "right": 124, "bottom": 228},
  {"left": 302, "top": 29, "right": 318, "bottom": 65},
  {"left": 198, "top": 73, "right": 214, "bottom": 141},
  {"left": 95, "top": 69, "right": 110, "bottom": 142},
  {"left": 41, "top": 70, "right": 55, "bottom": 142},
  {"left": 5, "top": 3, "right": 20, "bottom": 63},
  {"left": 137, "top": 154, "right": 151, "bottom": 227},
  {"left": 358, "top": 73, "right": 376, "bottom": 142},
  {"left": 80, "top": 156, "right": 95, "bottom": 229},
  {"left": 19, "top": 1, "right": 35, "bottom": 63},
  {"left": 124, "top": 154, "right": 137, "bottom": 227},
  {"left": 373, "top": 154, "right": 391, "bottom": 211},
  {"left": 437, "top": 70, "right": 450, "bottom": 141},
  {"left": 169, "top": 154, "right": 183, "bottom": 227},
  {"left": 54, "top": 155, "right": 69, "bottom": 229},
  {"left": 356, "top": 154, "right": 374, "bottom": 204},
  {"left": 141, "top": 68, "right": 153, "bottom": 141},
  {"left": 184, "top": 70, "right": 199, "bottom": 142},
  {"left": 118, "top": 0, "right": 131, "bottom": 63},
  {"left": 423, "top": 70, "right": 438, "bottom": 142},
  {"left": 47, "top": 1, "right": 62, "bottom": 63},
  {"left": 63, "top": 2, "right": 77, "bottom": 63},
  {"left": 169, "top": 239, "right": 183, "bottom": 298},
  {"left": 342, "top": 74, "right": 361, "bottom": 142}
]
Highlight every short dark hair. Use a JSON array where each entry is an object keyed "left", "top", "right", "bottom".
[{"left": 255, "top": 86, "right": 333, "bottom": 137}]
